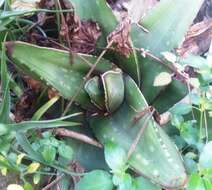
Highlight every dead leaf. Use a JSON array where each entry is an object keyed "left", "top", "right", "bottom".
[
  {"left": 177, "top": 19, "right": 212, "bottom": 56},
  {"left": 107, "top": 17, "right": 132, "bottom": 57},
  {"left": 69, "top": 161, "right": 85, "bottom": 183},
  {"left": 23, "top": 76, "right": 42, "bottom": 92},
  {"left": 153, "top": 72, "right": 172, "bottom": 86},
  {"left": 14, "top": 89, "right": 38, "bottom": 122},
  {"left": 69, "top": 20, "right": 101, "bottom": 53},
  {"left": 38, "top": 0, "right": 54, "bottom": 9},
  {"left": 48, "top": 88, "right": 59, "bottom": 99},
  {"left": 11, "top": 0, "right": 41, "bottom": 11},
  {"left": 60, "top": 11, "right": 101, "bottom": 53}
]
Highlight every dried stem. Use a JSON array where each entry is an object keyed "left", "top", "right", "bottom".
[
  {"left": 55, "top": 128, "right": 103, "bottom": 148},
  {"left": 42, "top": 174, "right": 64, "bottom": 190}
]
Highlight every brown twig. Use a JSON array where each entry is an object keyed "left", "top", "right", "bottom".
[
  {"left": 55, "top": 128, "right": 103, "bottom": 148},
  {"left": 42, "top": 174, "right": 64, "bottom": 190},
  {"left": 127, "top": 109, "right": 155, "bottom": 160}
]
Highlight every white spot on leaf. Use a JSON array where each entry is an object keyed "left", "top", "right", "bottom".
[{"left": 153, "top": 72, "right": 172, "bottom": 87}]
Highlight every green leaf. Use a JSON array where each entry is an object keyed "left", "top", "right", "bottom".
[
  {"left": 170, "top": 103, "right": 192, "bottom": 115},
  {"left": 203, "top": 178, "right": 212, "bottom": 190},
  {"left": 85, "top": 76, "right": 105, "bottom": 110},
  {"left": 132, "top": 176, "right": 161, "bottom": 190},
  {"left": 187, "top": 173, "right": 205, "bottom": 190},
  {"left": 70, "top": 0, "right": 141, "bottom": 86},
  {"left": 58, "top": 143, "right": 73, "bottom": 160},
  {"left": 16, "top": 133, "right": 85, "bottom": 176},
  {"left": 23, "top": 182, "right": 33, "bottom": 190},
  {"left": 102, "top": 69, "right": 125, "bottom": 113},
  {"left": 5, "top": 113, "right": 82, "bottom": 135},
  {"left": 75, "top": 170, "right": 113, "bottom": 190},
  {"left": 0, "top": 41, "right": 10, "bottom": 124},
  {"left": 180, "top": 54, "right": 210, "bottom": 70},
  {"left": 104, "top": 142, "right": 127, "bottom": 173},
  {"left": 41, "top": 146, "right": 56, "bottom": 163},
  {"left": 115, "top": 173, "right": 132, "bottom": 190},
  {"left": 32, "top": 96, "right": 59, "bottom": 120},
  {"left": 27, "top": 162, "right": 40, "bottom": 174},
  {"left": 183, "top": 155, "right": 198, "bottom": 174},
  {"left": 180, "top": 122, "right": 199, "bottom": 146},
  {"left": 199, "top": 142, "right": 212, "bottom": 169},
  {"left": 33, "top": 173, "right": 40, "bottom": 185},
  {"left": 16, "top": 133, "right": 44, "bottom": 162},
  {"left": 91, "top": 76, "right": 187, "bottom": 189},
  {"left": 131, "top": 0, "right": 203, "bottom": 102},
  {"left": 6, "top": 41, "right": 113, "bottom": 109},
  {"left": 138, "top": 0, "right": 204, "bottom": 55}
]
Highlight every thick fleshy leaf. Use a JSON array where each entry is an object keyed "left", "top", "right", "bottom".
[
  {"left": 102, "top": 69, "right": 124, "bottom": 113},
  {"left": 75, "top": 170, "right": 113, "bottom": 190},
  {"left": 131, "top": 0, "right": 203, "bottom": 102},
  {"left": 85, "top": 77, "right": 105, "bottom": 110},
  {"left": 6, "top": 41, "right": 113, "bottom": 109},
  {"left": 132, "top": 176, "right": 161, "bottom": 190},
  {"left": 67, "top": 137, "right": 108, "bottom": 171},
  {"left": 90, "top": 76, "right": 187, "bottom": 189},
  {"left": 69, "top": 0, "right": 141, "bottom": 86},
  {"left": 136, "top": 0, "right": 204, "bottom": 55}
]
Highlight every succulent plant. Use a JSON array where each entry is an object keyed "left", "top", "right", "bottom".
[{"left": 0, "top": 0, "right": 206, "bottom": 189}]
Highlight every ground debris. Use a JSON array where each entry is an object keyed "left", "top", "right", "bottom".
[
  {"left": 107, "top": 16, "right": 132, "bottom": 57},
  {"left": 14, "top": 88, "right": 38, "bottom": 122},
  {"left": 177, "top": 18, "right": 212, "bottom": 56},
  {"left": 60, "top": 12, "right": 101, "bottom": 53}
]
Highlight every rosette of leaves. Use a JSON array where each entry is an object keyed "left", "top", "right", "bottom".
[{"left": 2, "top": 0, "right": 206, "bottom": 189}]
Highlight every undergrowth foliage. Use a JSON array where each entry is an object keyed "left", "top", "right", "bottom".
[{"left": 0, "top": 0, "right": 211, "bottom": 190}]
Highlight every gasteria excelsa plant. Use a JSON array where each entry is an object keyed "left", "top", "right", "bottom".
[{"left": 0, "top": 0, "right": 208, "bottom": 189}]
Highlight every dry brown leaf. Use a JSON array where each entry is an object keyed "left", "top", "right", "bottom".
[
  {"left": 48, "top": 88, "right": 59, "bottom": 99},
  {"left": 107, "top": 17, "right": 132, "bottom": 57},
  {"left": 69, "top": 20, "right": 101, "bottom": 53},
  {"left": 177, "top": 19, "right": 212, "bottom": 56},
  {"left": 69, "top": 161, "right": 85, "bottom": 183},
  {"left": 60, "top": 12, "right": 101, "bottom": 53},
  {"left": 14, "top": 89, "right": 37, "bottom": 122},
  {"left": 23, "top": 76, "right": 42, "bottom": 92}
]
